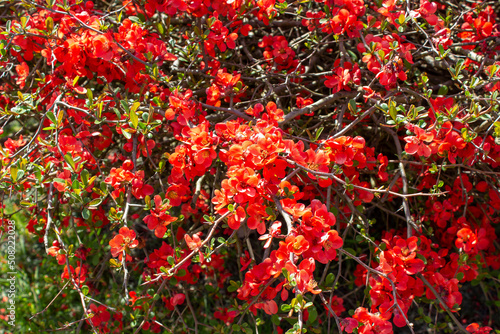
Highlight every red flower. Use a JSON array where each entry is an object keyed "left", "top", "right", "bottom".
[
  {"left": 438, "top": 129, "right": 466, "bottom": 163},
  {"left": 4, "top": 135, "right": 26, "bottom": 153},
  {"left": 390, "top": 236, "right": 425, "bottom": 275},
  {"left": 109, "top": 227, "right": 139, "bottom": 260},
  {"left": 315, "top": 230, "right": 343, "bottom": 263},
  {"left": 324, "top": 295, "right": 345, "bottom": 316},
  {"left": 323, "top": 136, "right": 365, "bottom": 166},
  {"left": 165, "top": 183, "right": 190, "bottom": 207},
  {"left": 376, "top": 59, "right": 407, "bottom": 87},
  {"left": 170, "top": 293, "right": 186, "bottom": 306},
  {"left": 15, "top": 62, "right": 29, "bottom": 88},
  {"left": 255, "top": 299, "right": 278, "bottom": 315},
  {"left": 412, "top": 0, "right": 438, "bottom": 25},
  {"left": 259, "top": 221, "right": 282, "bottom": 249},
  {"left": 466, "top": 323, "right": 493, "bottom": 334},
  {"left": 47, "top": 241, "right": 66, "bottom": 265},
  {"left": 303, "top": 148, "right": 331, "bottom": 187},
  {"left": 246, "top": 203, "right": 268, "bottom": 234},
  {"left": 404, "top": 126, "right": 435, "bottom": 157},
  {"left": 340, "top": 317, "right": 359, "bottom": 333},
  {"left": 353, "top": 307, "right": 393, "bottom": 334},
  {"left": 144, "top": 195, "right": 177, "bottom": 238},
  {"left": 285, "top": 258, "right": 321, "bottom": 295},
  {"left": 185, "top": 232, "right": 203, "bottom": 251},
  {"left": 247, "top": 134, "right": 283, "bottom": 168},
  {"left": 91, "top": 33, "right": 116, "bottom": 61},
  {"left": 87, "top": 303, "right": 111, "bottom": 328},
  {"left": 225, "top": 205, "right": 245, "bottom": 230},
  {"left": 53, "top": 170, "right": 72, "bottom": 192},
  {"left": 104, "top": 161, "right": 153, "bottom": 199},
  {"left": 455, "top": 228, "right": 489, "bottom": 254},
  {"left": 325, "top": 61, "right": 361, "bottom": 93},
  {"left": 61, "top": 265, "right": 88, "bottom": 286},
  {"left": 240, "top": 250, "right": 253, "bottom": 271},
  {"left": 425, "top": 272, "right": 462, "bottom": 310},
  {"left": 285, "top": 234, "right": 309, "bottom": 256},
  {"left": 272, "top": 38, "right": 294, "bottom": 62}
]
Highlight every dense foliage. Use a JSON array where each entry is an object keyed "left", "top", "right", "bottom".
[{"left": 1, "top": 0, "right": 500, "bottom": 333}]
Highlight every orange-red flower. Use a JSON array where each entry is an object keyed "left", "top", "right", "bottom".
[
  {"left": 47, "top": 241, "right": 66, "bottom": 265},
  {"left": 285, "top": 234, "right": 309, "bottom": 256},
  {"left": 285, "top": 258, "right": 321, "bottom": 295},
  {"left": 144, "top": 195, "right": 177, "bottom": 238},
  {"left": 15, "top": 62, "right": 29, "bottom": 88},
  {"left": 109, "top": 227, "right": 139, "bottom": 260},
  {"left": 185, "top": 232, "right": 205, "bottom": 262},
  {"left": 316, "top": 230, "right": 343, "bottom": 263},
  {"left": 438, "top": 129, "right": 466, "bottom": 163},
  {"left": 404, "top": 126, "right": 435, "bottom": 157},
  {"left": 61, "top": 265, "right": 88, "bottom": 286}
]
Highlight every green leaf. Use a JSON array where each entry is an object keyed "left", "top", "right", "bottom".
[
  {"left": 296, "top": 294, "right": 303, "bottom": 306},
  {"left": 437, "top": 85, "right": 448, "bottom": 96},
  {"left": 86, "top": 89, "right": 93, "bottom": 105},
  {"left": 20, "top": 201, "right": 35, "bottom": 207},
  {"left": 10, "top": 166, "right": 18, "bottom": 182},
  {"left": 64, "top": 153, "right": 76, "bottom": 171},
  {"left": 416, "top": 253, "right": 427, "bottom": 265},
  {"left": 307, "top": 306, "right": 318, "bottom": 323},
  {"left": 314, "top": 127, "right": 324, "bottom": 141},
  {"left": 348, "top": 99, "right": 357, "bottom": 114},
  {"left": 343, "top": 247, "right": 357, "bottom": 256},
  {"left": 81, "top": 169, "right": 89, "bottom": 186},
  {"left": 388, "top": 99, "right": 397, "bottom": 121},
  {"left": 81, "top": 285, "right": 89, "bottom": 296},
  {"left": 20, "top": 16, "right": 28, "bottom": 29},
  {"left": 71, "top": 179, "right": 81, "bottom": 190},
  {"left": 265, "top": 207, "right": 274, "bottom": 216},
  {"left": 281, "top": 304, "right": 291, "bottom": 312},
  {"left": 130, "top": 101, "right": 140, "bottom": 113},
  {"left": 122, "top": 128, "right": 132, "bottom": 140},
  {"left": 72, "top": 75, "right": 80, "bottom": 87},
  {"left": 130, "top": 108, "right": 139, "bottom": 129},
  {"left": 325, "top": 273, "right": 335, "bottom": 286},
  {"left": 378, "top": 49, "right": 385, "bottom": 59},
  {"left": 120, "top": 100, "right": 129, "bottom": 113},
  {"left": 43, "top": 16, "right": 54, "bottom": 32},
  {"left": 157, "top": 22, "right": 164, "bottom": 35},
  {"left": 398, "top": 13, "right": 405, "bottom": 25},
  {"left": 46, "top": 111, "right": 57, "bottom": 124},
  {"left": 88, "top": 198, "right": 103, "bottom": 207},
  {"left": 82, "top": 208, "right": 91, "bottom": 220}
]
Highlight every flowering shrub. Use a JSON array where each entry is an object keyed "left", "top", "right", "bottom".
[{"left": 1, "top": 0, "right": 500, "bottom": 333}]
